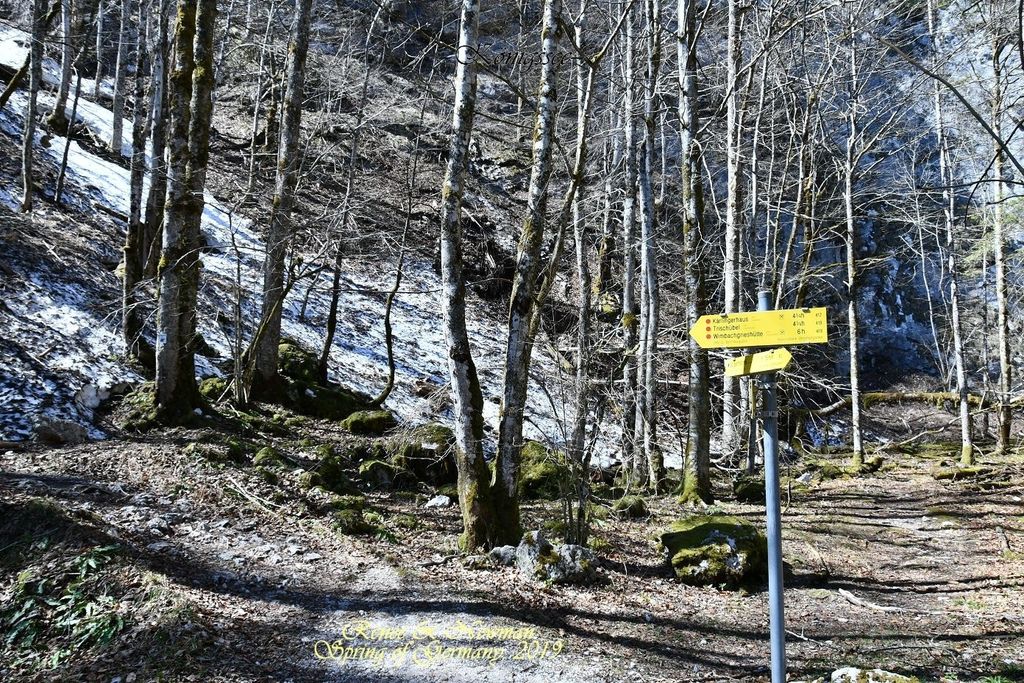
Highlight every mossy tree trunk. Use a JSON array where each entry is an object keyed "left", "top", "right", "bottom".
[
  {"left": 493, "top": 0, "right": 562, "bottom": 545},
  {"left": 154, "top": 0, "right": 218, "bottom": 422},
  {"left": 439, "top": 0, "right": 499, "bottom": 551},
  {"left": 250, "top": 0, "right": 314, "bottom": 394},
  {"left": 677, "top": 0, "right": 711, "bottom": 505}
]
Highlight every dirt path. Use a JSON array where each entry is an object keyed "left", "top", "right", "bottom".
[{"left": 1, "top": 440, "right": 1022, "bottom": 682}]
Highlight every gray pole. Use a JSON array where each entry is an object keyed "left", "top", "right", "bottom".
[{"left": 757, "top": 289, "right": 786, "bottom": 682}]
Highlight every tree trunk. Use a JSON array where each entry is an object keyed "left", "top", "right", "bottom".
[
  {"left": 635, "top": 0, "right": 662, "bottom": 491},
  {"left": 20, "top": 0, "right": 46, "bottom": 213},
  {"left": 992, "top": 39, "right": 1012, "bottom": 454},
  {"left": 928, "top": 0, "right": 973, "bottom": 465},
  {"left": 493, "top": 0, "right": 562, "bottom": 545},
  {"left": 124, "top": 0, "right": 149, "bottom": 361},
  {"left": 845, "top": 16, "right": 864, "bottom": 467},
  {"left": 49, "top": 0, "right": 73, "bottom": 128},
  {"left": 677, "top": 0, "right": 711, "bottom": 504},
  {"left": 143, "top": 0, "right": 170, "bottom": 276},
  {"left": 318, "top": 8, "right": 383, "bottom": 382},
  {"left": 249, "top": 0, "right": 314, "bottom": 395},
  {"left": 110, "top": 0, "right": 131, "bottom": 154},
  {"left": 620, "top": 1, "right": 639, "bottom": 480},
  {"left": 95, "top": 0, "right": 105, "bottom": 99},
  {"left": 721, "top": 0, "right": 743, "bottom": 459},
  {"left": 154, "top": 0, "right": 218, "bottom": 422},
  {"left": 439, "top": 0, "right": 498, "bottom": 551}
]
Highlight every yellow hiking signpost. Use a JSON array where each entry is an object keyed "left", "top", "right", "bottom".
[
  {"left": 725, "top": 348, "right": 793, "bottom": 378},
  {"left": 689, "top": 307, "right": 828, "bottom": 349},
  {"left": 688, "top": 299, "right": 829, "bottom": 683}
]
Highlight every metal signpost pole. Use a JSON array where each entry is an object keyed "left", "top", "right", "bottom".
[{"left": 757, "top": 290, "right": 786, "bottom": 682}]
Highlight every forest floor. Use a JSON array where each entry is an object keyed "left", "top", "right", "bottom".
[{"left": 1, "top": 418, "right": 1023, "bottom": 682}]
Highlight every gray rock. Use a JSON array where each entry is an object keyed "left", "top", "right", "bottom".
[
  {"left": 514, "top": 531, "right": 599, "bottom": 584},
  {"left": 462, "top": 554, "right": 491, "bottom": 570},
  {"left": 488, "top": 545, "right": 517, "bottom": 567},
  {"left": 423, "top": 494, "right": 453, "bottom": 508},
  {"left": 34, "top": 418, "right": 89, "bottom": 445}
]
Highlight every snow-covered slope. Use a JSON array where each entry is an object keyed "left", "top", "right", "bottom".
[{"left": 0, "top": 27, "right": 629, "bottom": 465}]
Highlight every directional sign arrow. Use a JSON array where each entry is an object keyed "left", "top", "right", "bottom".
[
  {"left": 689, "top": 307, "right": 828, "bottom": 349},
  {"left": 725, "top": 348, "right": 793, "bottom": 377}
]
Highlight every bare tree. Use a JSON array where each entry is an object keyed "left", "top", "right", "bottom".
[
  {"left": 154, "top": 0, "right": 219, "bottom": 421},
  {"left": 492, "top": 0, "right": 563, "bottom": 544},
  {"left": 248, "top": 0, "right": 315, "bottom": 396},
  {"left": 19, "top": 0, "right": 47, "bottom": 213},
  {"left": 110, "top": 0, "right": 131, "bottom": 153},
  {"left": 439, "top": 0, "right": 499, "bottom": 551},
  {"left": 677, "top": 0, "right": 711, "bottom": 504}
]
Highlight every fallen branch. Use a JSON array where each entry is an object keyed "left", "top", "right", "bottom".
[
  {"left": 416, "top": 553, "right": 460, "bottom": 568},
  {"left": 224, "top": 474, "right": 284, "bottom": 517},
  {"left": 790, "top": 391, "right": 1023, "bottom": 418},
  {"left": 837, "top": 588, "right": 905, "bottom": 613}
]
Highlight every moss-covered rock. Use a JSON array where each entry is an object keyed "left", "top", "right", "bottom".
[
  {"left": 519, "top": 441, "right": 564, "bottom": 500},
  {"left": 733, "top": 476, "right": 766, "bottom": 504},
  {"left": 278, "top": 341, "right": 319, "bottom": 383},
  {"left": 198, "top": 377, "right": 229, "bottom": 402},
  {"left": 328, "top": 494, "right": 367, "bottom": 511},
  {"left": 332, "top": 508, "right": 378, "bottom": 535},
  {"left": 514, "top": 531, "right": 599, "bottom": 584},
  {"left": 119, "top": 383, "right": 159, "bottom": 431},
  {"left": 659, "top": 515, "right": 767, "bottom": 588},
  {"left": 256, "top": 467, "right": 279, "bottom": 485},
  {"left": 298, "top": 471, "right": 322, "bottom": 489},
  {"left": 286, "top": 380, "right": 369, "bottom": 421},
  {"left": 253, "top": 446, "right": 284, "bottom": 468},
  {"left": 392, "top": 513, "right": 418, "bottom": 530},
  {"left": 611, "top": 495, "right": 648, "bottom": 519},
  {"left": 358, "top": 459, "right": 401, "bottom": 488},
  {"left": 388, "top": 424, "right": 457, "bottom": 485},
  {"left": 317, "top": 455, "right": 358, "bottom": 495},
  {"left": 341, "top": 410, "right": 397, "bottom": 435},
  {"left": 806, "top": 460, "right": 845, "bottom": 481}
]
